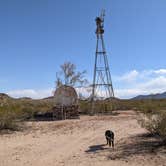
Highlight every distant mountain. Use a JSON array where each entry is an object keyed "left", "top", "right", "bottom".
[
  {"left": 0, "top": 93, "right": 10, "bottom": 98},
  {"left": 43, "top": 96, "right": 54, "bottom": 100},
  {"left": 132, "top": 92, "right": 166, "bottom": 100},
  {"left": 0, "top": 93, "right": 13, "bottom": 100},
  {"left": 0, "top": 93, "right": 34, "bottom": 102},
  {"left": 18, "top": 97, "right": 32, "bottom": 100}
]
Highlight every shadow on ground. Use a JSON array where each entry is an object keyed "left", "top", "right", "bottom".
[
  {"left": 85, "top": 133, "right": 166, "bottom": 160},
  {"left": 85, "top": 144, "right": 110, "bottom": 153},
  {"left": 108, "top": 133, "right": 166, "bottom": 160}
]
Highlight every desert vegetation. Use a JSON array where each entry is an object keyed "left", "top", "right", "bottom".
[
  {"left": 1, "top": 110, "right": 165, "bottom": 166},
  {"left": 0, "top": 92, "right": 166, "bottom": 140},
  {"left": 138, "top": 109, "right": 166, "bottom": 141},
  {"left": 80, "top": 99, "right": 166, "bottom": 141},
  {"left": 0, "top": 93, "right": 166, "bottom": 165},
  {"left": 0, "top": 94, "right": 54, "bottom": 131}
]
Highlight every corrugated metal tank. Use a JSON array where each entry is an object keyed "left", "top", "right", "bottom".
[{"left": 54, "top": 85, "right": 78, "bottom": 106}]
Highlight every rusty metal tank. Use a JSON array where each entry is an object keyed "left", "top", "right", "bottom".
[{"left": 54, "top": 85, "right": 78, "bottom": 106}]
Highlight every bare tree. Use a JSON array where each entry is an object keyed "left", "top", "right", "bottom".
[{"left": 55, "top": 62, "right": 88, "bottom": 88}]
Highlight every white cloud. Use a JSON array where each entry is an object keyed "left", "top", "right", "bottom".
[
  {"left": 76, "top": 86, "right": 92, "bottom": 98},
  {"left": 153, "top": 69, "right": 166, "bottom": 75},
  {"left": 5, "top": 68, "right": 166, "bottom": 99},
  {"left": 114, "top": 69, "right": 166, "bottom": 98},
  {"left": 139, "top": 76, "right": 166, "bottom": 90},
  {"left": 7, "top": 89, "right": 53, "bottom": 99},
  {"left": 115, "top": 70, "right": 139, "bottom": 82},
  {"left": 115, "top": 89, "right": 146, "bottom": 99}
]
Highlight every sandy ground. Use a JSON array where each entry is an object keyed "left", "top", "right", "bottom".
[{"left": 0, "top": 110, "right": 166, "bottom": 166}]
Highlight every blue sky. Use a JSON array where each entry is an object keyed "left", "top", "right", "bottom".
[{"left": 0, "top": 0, "right": 166, "bottom": 98}]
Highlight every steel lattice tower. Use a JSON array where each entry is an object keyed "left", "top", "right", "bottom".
[{"left": 91, "top": 11, "right": 114, "bottom": 113}]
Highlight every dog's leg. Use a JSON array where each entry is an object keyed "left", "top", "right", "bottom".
[
  {"left": 109, "top": 140, "right": 111, "bottom": 146},
  {"left": 112, "top": 140, "right": 114, "bottom": 149},
  {"left": 106, "top": 138, "right": 108, "bottom": 145}
]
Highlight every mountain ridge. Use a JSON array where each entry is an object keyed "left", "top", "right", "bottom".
[{"left": 132, "top": 91, "right": 166, "bottom": 100}]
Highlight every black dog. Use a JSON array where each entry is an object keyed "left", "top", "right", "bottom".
[{"left": 105, "top": 130, "right": 114, "bottom": 148}]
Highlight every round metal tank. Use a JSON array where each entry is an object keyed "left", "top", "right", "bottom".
[{"left": 54, "top": 85, "right": 78, "bottom": 106}]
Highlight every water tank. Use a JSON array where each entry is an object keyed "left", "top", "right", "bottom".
[{"left": 54, "top": 85, "right": 78, "bottom": 106}]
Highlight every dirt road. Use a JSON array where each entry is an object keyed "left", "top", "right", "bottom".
[{"left": 0, "top": 110, "right": 165, "bottom": 166}]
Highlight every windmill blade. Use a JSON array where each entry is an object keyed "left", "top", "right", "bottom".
[{"left": 100, "top": 9, "right": 105, "bottom": 21}]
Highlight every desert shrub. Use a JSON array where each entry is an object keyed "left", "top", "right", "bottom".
[
  {"left": 79, "top": 100, "right": 91, "bottom": 114},
  {"left": 138, "top": 110, "right": 166, "bottom": 141},
  {"left": 0, "top": 100, "right": 27, "bottom": 131},
  {"left": 94, "top": 102, "right": 113, "bottom": 114},
  {"left": 156, "top": 111, "right": 166, "bottom": 139},
  {"left": 0, "top": 97, "right": 54, "bottom": 130},
  {"left": 0, "top": 106, "right": 19, "bottom": 130}
]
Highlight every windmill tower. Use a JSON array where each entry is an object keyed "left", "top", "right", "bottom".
[{"left": 91, "top": 11, "right": 114, "bottom": 114}]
